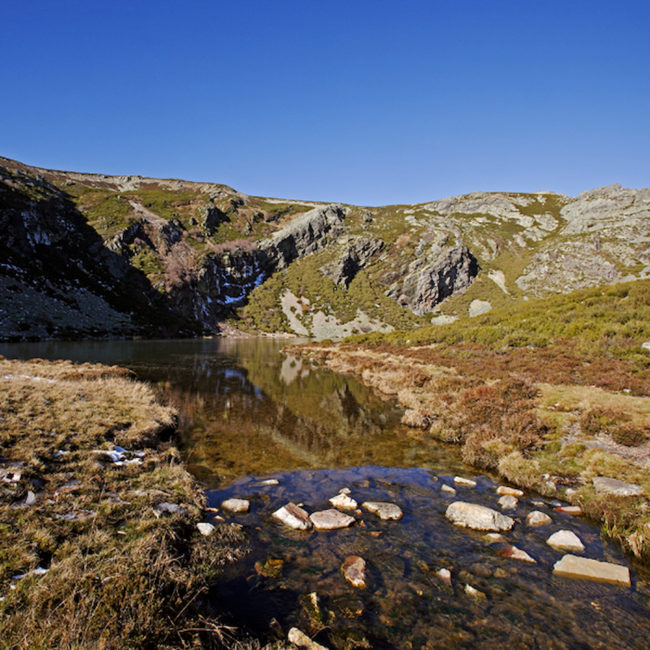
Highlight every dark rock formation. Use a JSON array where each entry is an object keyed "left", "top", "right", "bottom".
[{"left": 322, "top": 236, "right": 385, "bottom": 287}]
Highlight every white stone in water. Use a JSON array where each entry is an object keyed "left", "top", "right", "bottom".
[
  {"left": 547, "top": 530, "right": 585, "bottom": 552},
  {"left": 338, "top": 487, "right": 351, "bottom": 495},
  {"left": 196, "top": 522, "right": 215, "bottom": 536},
  {"left": 256, "top": 478, "right": 279, "bottom": 486},
  {"left": 310, "top": 509, "right": 355, "bottom": 530},
  {"left": 496, "top": 486, "right": 524, "bottom": 497},
  {"left": 454, "top": 476, "right": 477, "bottom": 487},
  {"left": 498, "top": 495, "right": 518, "bottom": 510},
  {"left": 498, "top": 544, "right": 536, "bottom": 563},
  {"left": 526, "top": 511, "right": 552, "bottom": 527},
  {"left": 441, "top": 484, "right": 456, "bottom": 495},
  {"left": 446, "top": 501, "right": 515, "bottom": 532},
  {"left": 273, "top": 503, "right": 312, "bottom": 530},
  {"left": 221, "top": 498, "right": 250, "bottom": 513},
  {"left": 465, "top": 584, "right": 486, "bottom": 599},
  {"left": 362, "top": 501, "right": 403, "bottom": 521},
  {"left": 341, "top": 555, "right": 367, "bottom": 588},
  {"left": 553, "top": 554, "right": 630, "bottom": 586},
  {"left": 592, "top": 476, "right": 643, "bottom": 497},
  {"left": 436, "top": 568, "right": 452, "bottom": 586},
  {"left": 329, "top": 493, "right": 357, "bottom": 510},
  {"left": 484, "top": 532, "right": 505, "bottom": 543},
  {"left": 287, "top": 627, "right": 329, "bottom": 650},
  {"left": 555, "top": 505, "right": 582, "bottom": 516}
]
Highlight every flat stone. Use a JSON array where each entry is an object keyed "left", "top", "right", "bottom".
[
  {"left": 310, "top": 509, "right": 355, "bottom": 530},
  {"left": 498, "top": 495, "right": 518, "bottom": 510},
  {"left": 221, "top": 498, "right": 250, "bottom": 513},
  {"left": 196, "top": 522, "right": 215, "bottom": 536},
  {"left": 554, "top": 505, "right": 582, "bottom": 516},
  {"left": 497, "top": 544, "right": 536, "bottom": 563},
  {"left": 454, "top": 476, "right": 477, "bottom": 487},
  {"left": 497, "top": 486, "right": 524, "bottom": 497},
  {"left": 526, "top": 510, "right": 552, "bottom": 527},
  {"left": 341, "top": 555, "right": 367, "bottom": 588},
  {"left": 547, "top": 530, "right": 585, "bottom": 552},
  {"left": 273, "top": 503, "right": 312, "bottom": 530},
  {"left": 329, "top": 493, "right": 358, "bottom": 510},
  {"left": 362, "top": 501, "right": 403, "bottom": 521},
  {"left": 446, "top": 501, "right": 515, "bottom": 532},
  {"left": 436, "top": 568, "right": 452, "bottom": 585},
  {"left": 441, "top": 484, "right": 456, "bottom": 495},
  {"left": 592, "top": 476, "right": 643, "bottom": 497},
  {"left": 288, "top": 627, "right": 329, "bottom": 650},
  {"left": 553, "top": 554, "right": 630, "bottom": 586}
]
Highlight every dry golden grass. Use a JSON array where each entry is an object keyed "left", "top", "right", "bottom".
[{"left": 0, "top": 357, "right": 250, "bottom": 649}]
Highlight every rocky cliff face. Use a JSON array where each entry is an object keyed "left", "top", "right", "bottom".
[{"left": 1, "top": 156, "right": 648, "bottom": 341}]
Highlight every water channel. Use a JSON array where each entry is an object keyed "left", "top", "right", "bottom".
[{"left": 1, "top": 338, "right": 649, "bottom": 648}]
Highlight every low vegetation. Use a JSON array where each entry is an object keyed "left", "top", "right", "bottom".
[
  {"left": 293, "top": 279, "right": 650, "bottom": 561},
  {"left": 0, "top": 358, "right": 250, "bottom": 649}
]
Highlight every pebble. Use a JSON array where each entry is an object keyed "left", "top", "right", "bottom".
[
  {"left": 497, "top": 486, "right": 524, "bottom": 497},
  {"left": 196, "top": 522, "right": 215, "bottom": 536},
  {"left": 362, "top": 501, "right": 403, "bottom": 521},
  {"left": 554, "top": 505, "right": 582, "bottom": 516},
  {"left": 436, "top": 568, "right": 452, "bottom": 586},
  {"left": 441, "top": 484, "right": 456, "bottom": 495},
  {"left": 465, "top": 584, "right": 486, "bottom": 600},
  {"left": 547, "top": 530, "right": 585, "bottom": 552},
  {"left": 273, "top": 503, "right": 312, "bottom": 530},
  {"left": 287, "top": 627, "right": 329, "bottom": 650},
  {"left": 341, "top": 555, "right": 367, "bottom": 588},
  {"left": 497, "top": 544, "right": 536, "bottom": 563},
  {"left": 339, "top": 487, "right": 351, "bottom": 495},
  {"left": 454, "top": 476, "right": 477, "bottom": 487},
  {"left": 526, "top": 511, "right": 552, "bottom": 527},
  {"left": 484, "top": 532, "right": 505, "bottom": 543},
  {"left": 221, "top": 498, "right": 250, "bottom": 513},
  {"left": 255, "top": 478, "right": 280, "bottom": 487},
  {"left": 329, "top": 493, "right": 358, "bottom": 510},
  {"left": 310, "top": 509, "right": 355, "bottom": 530},
  {"left": 498, "top": 495, "right": 518, "bottom": 510}
]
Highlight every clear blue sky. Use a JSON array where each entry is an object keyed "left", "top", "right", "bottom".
[{"left": 1, "top": 1, "right": 648, "bottom": 205}]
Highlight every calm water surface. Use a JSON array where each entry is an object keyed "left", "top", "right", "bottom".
[{"left": 2, "top": 338, "right": 649, "bottom": 648}]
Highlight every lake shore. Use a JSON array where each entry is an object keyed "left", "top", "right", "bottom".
[{"left": 0, "top": 356, "right": 252, "bottom": 648}]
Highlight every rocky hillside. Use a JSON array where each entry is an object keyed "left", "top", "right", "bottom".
[{"left": 1, "top": 156, "right": 648, "bottom": 340}]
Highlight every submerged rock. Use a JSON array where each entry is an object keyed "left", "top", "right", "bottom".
[
  {"left": 436, "top": 568, "right": 452, "bottom": 586},
  {"left": 497, "top": 544, "right": 536, "bottom": 563},
  {"left": 287, "top": 626, "right": 329, "bottom": 650},
  {"left": 441, "top": 484, "right": 456, "bottom": 495},
  {"left": 221, "top": 498, "right": 250, "bottom": 513},
  {"left": 341, "top": 555, "right": 367, "bottom": 588},
  {"left": 310, "top": 509, "right": 355, "bottom": 530},
  {"left": 498, "top": 495, "right": 518, "bottom": 510},
  {"left": 362, "top": 501, "right": 403, "bottom": 521},
  {"left": 553, "top": 554, "right": 630, "bottom": 586},
  {"left": 592, "top": 476, "right": 643, "bottom": 497},
  {"left": 547, "top": 530, "right": 585, "bottom": 552},
  {"left": 465, "top": 584, "right": 486, "bottom": 600},
  {"left": 526, "top": 511, "right": 552, "bottom": 527},
  {"left": 273, "top": 503, "right": 312, "bottom": 530},
  {"left": 446, "top": 501, "right": 515, "bottom": 532},
  {"left": 329, "top": 493, "right": 358, "bottom": 510}
]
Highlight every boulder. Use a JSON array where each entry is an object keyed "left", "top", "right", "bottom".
[
  {"left": 446, "top": 502, "right": 515, "bottom": 532},
  {"left": 309, "top": 509, "right": 355, "bottom": 530},
  {"left": 341, "top": 555, "right": 367, "bottom": 588},
  {"left": 273, "top": 503, "right": 312, "bottom": 530},
  {"left": 553, "top": 554, "right": 630, "bottom": 586},
  {"left": 497, "top": 486, "right": 524, "bottom": 497},
  {"left": 498, "top": 495, "right": 518, "bottom": 510},
  {"left": 592, "top": 476, "right": 643, "bottom": 497},
  {"left": 221, "top": 498, "right": 250, "bottom": 513},
  {"left": 526, "top": 511, "right": 552, "bottom": 527},
  {"left": 362, "top": 501, "right": 403, "bottom": 521},
  {"left": 329, "top": 493, "right": 358, "bottom": 510},
  {"left": 547, "top": 530, "right": 585, "bottom": 552}
]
